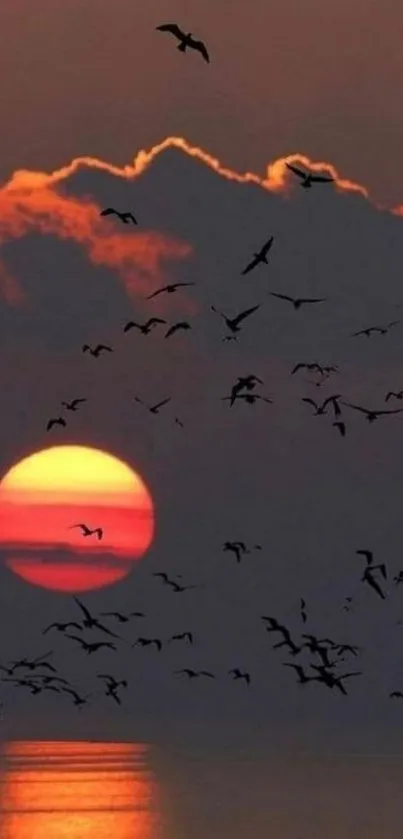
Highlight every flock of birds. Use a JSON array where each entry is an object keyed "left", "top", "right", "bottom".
[{"left": 4, "top": 20, "right": 403, "bottom": 718}]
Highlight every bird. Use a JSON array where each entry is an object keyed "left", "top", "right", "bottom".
[
  {"left": 352, "top": 321, "right": 399, "bottom": 337},
  {"left": 241, "top": 236, "right": 274, "bottom": 275},
  {"left": 134, "top": 396, "right": 171, "bottom": 414},
  {"left": 229, "top": 375, "right": 263, "bottom": 404},
  {"left": 285, "top": 163, "right": 334, "bottom": 189},
  {"left": 341, "top": 402, "right": 403, "bottom": 423},
  {"left": 211, "top": 304, "right": 260, "bottom": 335},
  {"left": 361, "top": 567, "right": 386, "bottom": 600},
  {"left": 156, "top": 24, "right": 210, "bottom": 62},
  {"left": 62, "top": 687, "right": 90, "bottom": 707},
  {"left": 69, "top": 523, "right": 103, "bottom": 540},
  {"left": 124, "top": 317, "right": 166, "bottom": 334},
  {"left": 100, "top": 208, "right": 137, "bottom": 224},
  {"left": 165, "top": 321, "right": 191, "bottom": 338},
  {"left": 223, "top": 392, "right": 272, "bottom": 407},
  {"left": 46, "top": 417, "right": 66, "bottom": 431},
  {"left": 333, "top": 643, "right": 361, "bottom": 657},
  {"left": 146, "top": 282, "right": 195, "bottom": 299},
  {"left": 169, "top": 632, "right": 193, "bottom": 644},
  {"left": 283, "top": 664, "right": 318, "bottom": 684},
  {"left": 72, "top": 598, "right": 119, "bottom": 637},
  {"left": 100, "top": 611, "right": 144, "bottom": 623},
  {"left": 167, "top": 580, "right": 198, "bottom": 593},
  {"left": 385, "top": 390, "right": 403, "bottom": 402},
  {"left": 300, "top": 598, "right": 307, "bottom": 624},
  {"left": 333, "top": 421, "right": 346, "bottom": 437},
  {"left": 291, "top": 362, "right": 326, "bottom": 376},
  {"left": 223, "top": 541, "right": 249, "bottom": 563},
  {"left": 310, "top": 665, "right": 361, "bottom": 695},
  {"left": 97, "top": 674, "right": 128, "bottom": 690},
  {"left": 11, "top": 658, "right": 57, "bottom": 673},
  {"left": 390, "top": 691, "right": 403, "bottom": 699},
  {"left": 133, "top": 638, "right": 162, "bottom": 651},
  {"left": 301, "top": 635, "right": 334, "bottom": 668},
  {"left": 174, "top": 669, "right": 215, "bottom": 679},
  {"left": 356, "top": 549, "right": 374, "bottom": 565},
  {"left": 270, "top": 292, "right": 326, "bottom": 310},
  {"left": 153, "top": 572, "right": 173, "bottom": 584},
  {"left": 394, "top": 571, "right": 403, "bottom": 586},
  {"left": 228, "top": 668, "right": 250, "bottom": 684},
  {"left": 82, "top": 344, "right": 112, "bottom": 357},
  {"left": 64, "top": 635, "right": 117, "bottom": 655},
  {"left": 61, "top": 398, "right": 86, "bottom": 411},
  {"left": 42, "top": 622, "right": 83, "bottom": 635},
  {"left": 301, "top": 395, "right": 341, "bottom": 416}
]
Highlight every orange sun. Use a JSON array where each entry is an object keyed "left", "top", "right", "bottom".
[{"left": 0, "top": 445, "right": 155, "bottom": 592}]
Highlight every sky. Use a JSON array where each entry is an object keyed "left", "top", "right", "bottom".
[{"left": 1, "top": 0, "right": 403, "bottom": 820}]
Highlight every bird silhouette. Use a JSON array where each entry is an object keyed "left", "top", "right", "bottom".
[
  {"left": 333, "top": 421, "right": 346, "bottom": 437},
  {"left": 134, "top": 396, "right": 171, "bottom": 414},
  {"left": 124, "top": 317, "right": 166, "bottom": 334},
  {"left": 61, "top": 398, "right": 86, "bottom": 411},
  {"left": 341, "top": 402, "right": 403, "bottom": 423},
  {"left": 302, "top": 395, "right": 342, "bottom": 416},
  {"left": 100, "top": 611, "right": 144, "bottom": 623},
  {"left": 390, "top": 691, "right": 403, "bottom": 699},
  {"left": 73, "top": 598, "right": 119, "bottom": 637},
  {"left": 361, "top": 567, "right": 386, "bottom": 599},
  {"left": 229, "top": 668, "right": 250, "bottom": 684},
  {"left": 241, "top": 236, "right": 274, "bottom": 275},
  {"left": 62, "top": 687, "right": 91, "bottom": 706},
  {"left": 223, "top": 541, "right": 249, "bottom": 562},
  {"left": 174, "top": 669, "right": 215, "bottom": 678},
  {"left": 286, "top": 163, "right": 334, "bottom": 189},
  {"left": 165, "top": 321, "right": 191, "bottom": 338},
  {"left": 229, "top": 375, "right": 263, "bottom": 404},
  {"left": 133, "top": 637, "right": 162, "bottom": 651},
  {"left": 270, "top": 292, "right": 326, "bottom": 309},
  {"left": 100, "top": 208, "right": 137, "bottom": 224},
  {"left": 156, "top": 24, "right": 210, "bottom": 62},
  {"left": 69, "top": 523, "right": 103, "bottom": 540},
  {"left": 211, "top": 304, "right": 260, "bottom": 335},
  {"left": 300, "top": 598, "right": 307, "bottom": 623},
  {"left": 64, "top": 635, "right": 117, "bottom": 655},
  {"left": 82, "top": 344, "right": 112, "bottom": 357},
  {"left": 223, "top": 392, "right": 272, "bottom": 407},
  {"left": 356, "top": 549, "right": 374, "bottom": 565},
  {"left": 43, "top": 622, "right": 83, "bottom": 635},
  {"left": 283, "top": 663, "right": 318, "bottom": 684},
  {"left": 291, "top": 362, "right": 328, "bottom": 376},
  {"left": 169, "top": 632, "right": 193, "bottom": 644},
  {"left": 386, "top": 390, "right": 403, "bottom": 401},
  {"left": 146, "top": 282, "right": 195, "bottom": 299},
  {"left": 46, "top": 417, "right": 66, "bottom": 431},
  {"left": 97, "top": 674, "right": 128, "bottom": 690},
  {"left": 352, "top": 321, "right": 399, "bottom": 337}
]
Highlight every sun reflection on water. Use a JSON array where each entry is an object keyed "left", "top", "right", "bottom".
[{"left": 0, "top": 740, "right": 161, "bottom": 839}]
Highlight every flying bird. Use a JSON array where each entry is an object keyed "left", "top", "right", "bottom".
[
  {"left": 69, "top": 524, "right": 103, "bottom": 540},
  {"left": 169, "top": 632, "right": 193, "bottom": 645},
  {"left": 241, "top": 236, "right": 274, "bottom": 275},
  {"left": 174, "top": 669, "right": 215, "bottom": 679},
  {"left": 270, "top": 292, "right": 326, "bottom": 310},
  {"left": 283, "top": 664, "right": 317, "bottom": 685},
  {"left": 43, "top": 622, "right": 83, "bottom": 635},
  {"left": 223, "top": 541, "right": 249, "bottom": 563},
  {"left": 333, "top": 421, "right": 346, "bottom": 437},
  {"left": 124, "top": 317, "right": 166, "bottom": 334},
  {"left": 229, "top": 375, "right": 263, "bottom": 404},
  {"left": 133, "top": 638, "right": 162, "bottom": 651},
  {"left": 300, "top": 598, "right": 307, "bottom": 624},
  {"left": 64, "top": 635, "right": 117, "bottom": 655},
  {"left": 134, "top": 396, "right": 171, "bottom": 414},
  {"left": 361, "top": 567, "right": 386, "bottom": 600},
  {"left": 301, "top": 395, "right": 341, "bottom": 416},
  {"left": 222, "top": 393, "right": 272, "bottom": 407},
  {"left": 156, "top": 24, "right": 210, "bottom": 62},
  {"left": 46, "top": 417, "right": 66, "bottom": 431},
  {"left": 285, "top": 163, "right": 334, "bottom": 189},
  {"left": 146, "top": 282, "right": 195, "bottom": 299},
  {"left": 385, "top": 390, "right": 403, "bottom": 402},
  {"left": 165, "top": 321, "right": 191, "bottom": 338},
  {"left": 62, "top": 687, "right": 91, "bottom": 706},
  {"left": 61, "top": 398, "right": 86, "bottom": 411},
  {"left": 390, "top": 691, "right": 403, "bottom": 699},
  {"left": 228, "top": 668, "right": 250, "bottom": 684},
  {"left": 352, "top": 321, "right": 399, "bottom": 337},
  {"left": 72, "top": 598, "right": 119, "bottom": 637},
  {"left": 211, "top": 304, "right": 260, "bottom": 335},
  {"left": 341, "top": 402, "right": 403, "bottom": 423},
  {"left": 100, "top": 208, "right": 137, "bottom": 224},
  {"left": 82, "top": 344, "right": 112, "bottom": 357}
]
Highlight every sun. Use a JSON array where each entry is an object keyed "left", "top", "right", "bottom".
[{"left": 0, "top": 445, "right": 155, "bottom": 592}]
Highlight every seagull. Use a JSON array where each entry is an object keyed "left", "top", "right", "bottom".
[
  {"left": 211, "top": 304, "right": 260, "bottom": 335},
  {"left": 62, "top": 687, "right": 91, "bottom": 706},
  {"left": 229, "top": 375, "right": 263, "bottom": 404},
  {"left": 156, "top": 24, "right": 210, "bottom": 62},
  {"left": 64, "top": 635, "right": 117, "bottom": 655},
  {"left": 72, "top": 598, "right": 119, "bottom": 637},
  {"left": 341, "top": 402, "right": 403, "bottom": 423},
  {"left": 285, "top": 163, "right": 334, "bottom": 189},
  {"left": 301, "top": 395, "right": 342, "bottom": 416},
  {"left": 356, "top": 549, "right": 374, "bottom": 565},
  {"left": 146, "top": 282, "right": 195, "bottom": 299},
  {"left": 270, "top": 292, "right": 326, "bottom": 310},
  {"left": 174, "top": 669, "right": 215, "bottom": 678},
  {"left": 124, "top": 317, "right": 166, "bottom": 334},
  {"left": 169, "top": 632, "right": 193, "bottom": 644},
  {"left": 134, "top": 396, "right": 171, "bottom": 414},
  {"left": 291, "top": 363, "right": 326, "bottom": 376},
  {"left": 69, "top": 524, "right": 103, "bottom": 540},
  {"left": 82, "top": 344, "right": 112, "bottom": 357},
  {"left": 352, "top": 321, "right": 399, "bottom": 337},
  {"left": 61, "top": 398, "right": 86, "bottom": 411},
  {"left": 43, "top": 622, "right": 83, "bottom": 635},
  {"left": 390, "top": 691, "right": 403, "bottom": 698},
  {"left": 385, "top": 390, "right": 403, "bottom": 402},
  {"left": 228, "top": 668, "right": 250, "bottom": 684},
  {"left": 223, "top": 541, "right": 249, "bottom": 563},
  {"left": 300, "top": 598, "right": 307, "bottom": 624},
  {"left": 133, "top": 638, "right": 162, "bottom": 651},
  {"left": 165, "top": 321, "right": 191, "bottom": 338},
  {"left": 46, "top": 417, "right": 66, "bottom": 431},
  {"left": 241, "top": 236, "right": 274, "bottom": 275},
  {"left": 100, "top": 208, "right": 137, "bottom": 224}
]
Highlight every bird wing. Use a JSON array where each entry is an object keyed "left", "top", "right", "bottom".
[
  {"left": 100, "top": 208, "right": 116, "bottom": 216},
  {"left": 65, "top": 634, "right": 85, "bottom": 646},
  {"left": 270, "top": 292, "right": 293, "bottom": 302},
  {"left": 302, "top": 398, "right": 318, "bottom": 409},
  {"left": 147, "top": 318, "right": 166, "bottom": 326},
  {"left": 146, "top": 287, "right": 165, "bottom": 299},
  {"left": 364, "top": 573, "right": 385, "bottom": 599},
  {"left": 156, "top": 23, "right": 185, "bottom": 39},
  {"left": 286, "top": 163, "right": 307, "bottom": 179},
  {"left": 341, "top": 402, "right": 369, "bottom": 415},
  {"left": 261, "top": 236, "right": 274, "bottom": 256},
  {"left": 153, "top": 398, "right": 171, "bottom": 410},
  {"left": 298, "top": 298, "right": 326, "bottom": 304},
  {"left": 39, "top": 662, "right": 57, "bottom": 672},
  {"left": 310, "top": 175, "right": 334, "bottom": 183},
  {"left": 74, "top": 597, "right": 92, "bottom": 621},
  {"left": 93, "top": 620, "right": 119, "bottom": 638},
  {"left": 241, "top": 256, "right": 259, "bottom": 275},
  {"left": 233, "top": 305, "right": 260, "bottom": 326},
  {"left": 97, "top": 344, "right": 112, "bottom": 352},
  {"left": 190, "top": 39, "right": 210, "bottom": 61},
  {"left": 165, "top": 325, "right": 178, "bottom": 338},
  {"left": 378, "top": 408, "right": 403, "bottom": 415}
]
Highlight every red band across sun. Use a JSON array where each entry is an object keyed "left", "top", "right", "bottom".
[{"left": 0, "top": 446, "right": 155, "bottom": 593}]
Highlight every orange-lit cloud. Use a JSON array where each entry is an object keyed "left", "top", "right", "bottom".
[{"left": 0, "top": 446, "right": 155, "bottom": 592}]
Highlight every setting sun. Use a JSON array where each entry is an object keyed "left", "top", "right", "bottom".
[{"left": 0, "top": 446, "right": 155, "bottom": 593}]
